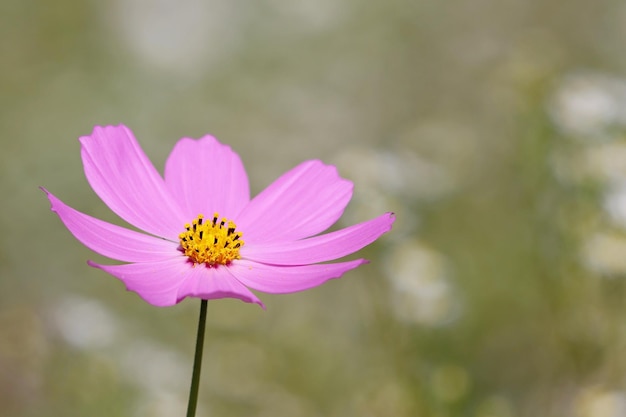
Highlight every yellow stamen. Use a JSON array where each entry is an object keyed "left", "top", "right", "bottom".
[{"left": 179, "top": 213, "right": 244, "bottom": 267}]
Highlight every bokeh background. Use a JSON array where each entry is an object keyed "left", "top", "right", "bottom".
[{"left": 2, "top": 0, "right": 626, "bottom": 416}]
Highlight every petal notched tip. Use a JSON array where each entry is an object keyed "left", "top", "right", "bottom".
[
  {"left": 79, "top": 124, "right": 130, "bottom": 142},
  {"left": 87, "top": 259, "right": 184, "bottom": 307},
  {"left": 176, "top": 265, "right": 266, "bottom": 309},
  {"left": 40, "top": 186, "right": 54, "bottom": 208},
  {"left": 164, "top": 133, "right": 250, "bottom": 220},
  {"left": 178, "top": 291, "right": 266, "bottom": 310}
]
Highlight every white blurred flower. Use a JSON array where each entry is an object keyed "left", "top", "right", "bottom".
[
  {"left": 51, "top": 295, "right": 118, "bottom": 350},
  {"left": 333, "top": 146, "right": 455, "bottom": 229},
  {"left": 582, "top": 232, "right": 626, "bottom": 276},
  {"left": 335, "top": 147, "right": 454, "bottom": 201},
  {"left": 385, "top": 239, "right": 460, "bottom": 326},
  {"left": 105, "top": 0, "right": 242, "bottom": 76},
  {"left": 576, "top": 389, "right": 626, "bottom": 417},
  {"left": 584, "top": 142, "right": 626, "bottom": 184},
  {"left": 603, "top": 183, "right": 626, "bottom": 229},
  {"left": 133, "top": 391, "right": 201, "bottom": 417},
  {"left": 549, "top": 72, "right": 626, "bottom": 141},
  {"left": 551, "top": 141, "right": 626, "bottom": 186},
  {"left": 121, "top": 340, "right": 189, "bottom": 394}
]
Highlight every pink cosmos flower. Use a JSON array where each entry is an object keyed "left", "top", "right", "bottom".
[{"left": 43, "top": 125, "right": 395, "bottom": 308}]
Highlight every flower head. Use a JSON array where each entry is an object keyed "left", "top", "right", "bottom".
[{"left": 43, "top": 125, "right": 395, "bottom": 308}]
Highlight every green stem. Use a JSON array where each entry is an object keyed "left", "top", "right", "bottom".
[{"left": 186, "top": 299, "right": 208, "bottom": 417}]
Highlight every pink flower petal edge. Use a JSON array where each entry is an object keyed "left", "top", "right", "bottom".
[
  {"left": 164, "top": 135, "right": 250, "bottom": 220},
  {"left": 89, "top": 258, "right": 264, "bottom": 308},
  {"left": 228, "top": 259, "right": 367, "bottom": 294},
  {"left": 80, "top": 125, "right": 186, "bottom": 239},
  {"left": 42, "top": 188, "right": 179, "bottom": 263},
  {"left": 241, "top": 212, "right": 394, "bottom": 265},
  {"left": 237, "top": 160, "right": 354, "bottom": 243}
]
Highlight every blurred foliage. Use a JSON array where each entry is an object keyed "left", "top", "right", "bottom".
[{"left": 1, "top": 0, "right": 626, "bottom": 416}]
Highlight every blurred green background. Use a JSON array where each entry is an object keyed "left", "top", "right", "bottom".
[{"left": 1, "top": 0, "right": 626, "bottom": 416}]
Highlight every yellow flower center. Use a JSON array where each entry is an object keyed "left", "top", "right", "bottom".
[{"left": 179, "top": 213, "right": 244, "bottom": 267}]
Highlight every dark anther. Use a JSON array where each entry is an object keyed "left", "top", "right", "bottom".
[
  {"left": 227, "top": 227, "right": 235, "bottom": 236},
  {"left": 198, "top": 217, "right": 203, "bottom": 225},
  {"left": 234, "top": 243, "right": 240, "bottom": 248},
  {"left": 220, "top": 220, "right": 225, "bottom": 228},
  {"left": 233, "top": 235, "right": 240, "bottom": 241},
  {"left": 199, "top": 231, "right": 203, "bottom": 239},
  {"left": 213, "top": 237, "right": 218, "bottom": 244},
  {"left": 193, "top": 223, "right": 197, "bottom": 231},
  {"left": 224, "top": 242, "right": 229, "bottom": 248},
  {"left": 212, "top": 216, "right": 218, "bottom": 226}
]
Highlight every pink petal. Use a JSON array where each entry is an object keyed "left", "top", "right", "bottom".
[
  {"left": 241, "top": 212, "right": 394, "bottom": 265},
  {"left": 228, "top": 259, "right": 367, "bottom": 293},
  {"left": 164, "top": 136, "right": 250, "bottom": 220},
  {"left": 89, "top": 258, "right": 263, "bottom": 308},
  {"left": 80, "top": 125, "right": 186, "bottom": 239},
  {"left": 43, "top": 188, "right": 179, "bottom": 263},
  {"left": 176, "top": 263, "right": 264, "bottom": 308},
  {"left": 237, "top": 160, "right": 353, "bottom": 243}
]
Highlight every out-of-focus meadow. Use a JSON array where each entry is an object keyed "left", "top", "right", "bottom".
[{"left": 2, "top": 0, "right": 626, "bottom": 416}]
